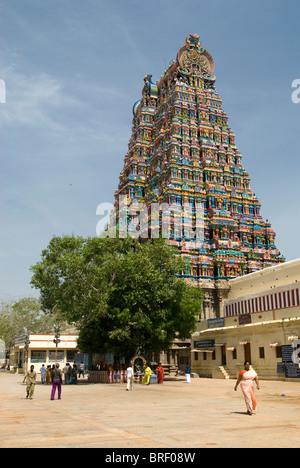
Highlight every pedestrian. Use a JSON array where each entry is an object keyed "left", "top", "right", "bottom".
[
  {"left": 63, "top": 363, "right": 70, "bottom": 384},
  {"left": 51, "top": 363, "right": 63, "bottom": 400},
  {"left": 126, "top": 365, "right": 134, "bottom": 391},
  {"left": 23, "top": 365, "right": 37, "bottom": 400},
  {"left": 78, "top": 362, "right": 85, "bottom": 378},
  {"left": 40, "top": 364, "right": 47, "bottom": 384},
  {"left": 67, "top": 363, "right": 72, "bottom": 383},
  {"left": 185, "top": 363, "right": 191, "bottom": 383},
  {"left": 45, "top": 365, "right": 52, "bottom": 384},
  {"left": 234, "top": 361, "right": 260, "bottom": 416},
  {"left": 142, "top": 363, "right": 152, "bottom": 385},
  {"left": 156, "top": 363, "right": 164, "bottom": 384},
  {"left": 70, "top": 364, "right": 78, "bottom": 384}
]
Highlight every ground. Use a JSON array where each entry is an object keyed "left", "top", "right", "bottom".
[{"left": 0, "top": 372, "right": 299, "bottom": 449}]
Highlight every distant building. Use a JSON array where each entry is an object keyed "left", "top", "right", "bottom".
[
  {"left": 192, "top": 259, "right": 300, "bottom": 380},
  {"left": 10, "top": 334, "right": 91, "bottom": 373}
]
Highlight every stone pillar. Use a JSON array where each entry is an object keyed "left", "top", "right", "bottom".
[
  {"left": 197, "top": 278, "right": 230, "bottom": 321},
  {"left": 215, "top": 280, "right": 231, "bottom": 318}
]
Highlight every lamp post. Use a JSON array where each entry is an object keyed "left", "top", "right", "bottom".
[
  {"left": 23, "top": 328, "right": 31, "bottom": 373},
  {"left": 53, "top": 324, "right": 61, "bottom": 365}
]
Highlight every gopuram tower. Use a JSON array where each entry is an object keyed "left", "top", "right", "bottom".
[{"left": 113, "top": 34, "right": 284, "bottom": 319}]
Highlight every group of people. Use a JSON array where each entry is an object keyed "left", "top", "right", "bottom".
[
  {"left": 126, "top": 362, "right": 164, "bottom": 391},
  {"left": 40, "top": 362, "right": 85, "bottom": 386},
  {"left": 23, "top": 362, "right": 86, "bottom": 401},
  {"left": 23, "top": 359, "right": 259, "bottom": 416}
]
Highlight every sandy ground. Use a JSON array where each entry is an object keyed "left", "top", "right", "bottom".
[{"left": 0, "top": 372, "right": 299, "bottom": 449}]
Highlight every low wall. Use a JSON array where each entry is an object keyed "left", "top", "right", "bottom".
[{"left": 88, "top": 370, "right": 127, "bottom": 383}]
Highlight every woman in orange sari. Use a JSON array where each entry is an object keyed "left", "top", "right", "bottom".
[
  {"left": 234, "top": 361, "right": 260, "bottom": 415},
  {"left": 156, "top": 363, "right": 164, "bottom": 384}
]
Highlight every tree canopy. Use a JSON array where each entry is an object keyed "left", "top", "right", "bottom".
[
  {"left": 30, "top": 236, "right": 202, "bottom": 361},
  {"left": 0, "top": 297, "right": 70, "bottom": 349}
]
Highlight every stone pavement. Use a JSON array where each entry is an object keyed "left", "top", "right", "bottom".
[{"left": 0, "top": 372, "right": 299, "bottom": 449}]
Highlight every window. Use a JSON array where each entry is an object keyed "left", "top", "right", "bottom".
[
  {"left": 67, "top": 350, "right": 77, "bottom": 362},
  {"left": 259, "top": 347, "right": 265, "bottom": 359},
  {"left": 30, "top": 350, "right": 46, "bottom": 363},
  {"left": 49, "top": 351, "right": 64, "bottom": 363},
  {"left": 276, "top": 346, "right": 282, "bottom": 359}
]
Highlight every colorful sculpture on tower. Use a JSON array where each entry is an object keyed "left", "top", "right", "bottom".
[{"left": 113, "top": 34, "right": 284, "bottom": 279}]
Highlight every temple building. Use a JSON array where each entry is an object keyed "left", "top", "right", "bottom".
[
  {"left": 112, "top": 34, "right": 287, "bottom": 375},
  {"left": 192, "top": 258, "right": 300, "bottom": 381},
  {"left": 114, "top": 34, "right": 284, "bottom": 284}
]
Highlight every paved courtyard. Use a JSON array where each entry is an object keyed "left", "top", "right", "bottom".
[{"left": 0, "top": 372, "right": 299, "bottom": 449}]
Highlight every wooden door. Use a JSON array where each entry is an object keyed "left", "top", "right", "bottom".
[
  {"left": 221, "top": 346, "right": 227, "bottom": 366},
  {"left": 244, "top": 342, "right": 252, "bottom": 363}
]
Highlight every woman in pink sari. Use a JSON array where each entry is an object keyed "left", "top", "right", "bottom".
[{"left": 234, "top": 361, "right": 260, "bottom": 415}]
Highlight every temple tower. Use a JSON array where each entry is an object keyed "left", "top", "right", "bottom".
[{"left": 114, "top": 34, "right": 284, "bottom": 293}]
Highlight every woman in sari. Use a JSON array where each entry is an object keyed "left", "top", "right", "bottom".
[
  {"left": 142, "top": 363, "right": 152, "bottom": 385},
  {"left": 45, "top": 365, "right": 52, "bottom": 384},
  {"left": 156, "top": 363, "right": 164, "bottom": 384},
  {"left": 234, "top": 361, "right": 260, "bottom": 415},
  {"left": 70, "top": 364, "right": 78, "bottom": 384}
]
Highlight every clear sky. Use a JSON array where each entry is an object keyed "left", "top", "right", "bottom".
[{"left": 0, "top": 0, "right": 299, "bottom": 301}]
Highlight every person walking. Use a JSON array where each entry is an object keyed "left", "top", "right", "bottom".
[
  {"left": 40, "top": 364, "right": 47, "bottom": 384},
  {"left": 234, "top": 361, "right": 260, "bottom": 415},
  {"left": 156, "top": 363, "right": 164, "bottom": 384},
  {"left": 50, "top": 363, "right": 63, "bottom": 400},
  {"left": 78, "top": 362, "right": 85, "bottom": 379},
  {"left": 185, "top": 363, "right": 191, "bottom": 383},
  {"left": 23, "top": 365, "right": 37, "bottom": 400},
  {"left": 45, "top": 365, "right": 52, "bottom": 384},
  {"left": 126, "top": 365, "right": 134, "bottom": 391},
  {"left": 70, "top": 364, "right": 78, "bottom": 384},
  {"left": 63, "top": 363, "right": 70, "bottom": 385},
  {"left": 142, "top": 363, "right": 152, "bottom": 385}
]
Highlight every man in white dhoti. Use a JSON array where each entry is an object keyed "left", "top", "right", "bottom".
[{"left": 126, "top": 365, "right": 134, "bottom": 391}]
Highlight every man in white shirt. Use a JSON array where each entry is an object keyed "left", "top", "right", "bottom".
[
  {"left": 63, "top": 363, "right": 70, "bottom": 385},
  {"left": 78, "top": 362, "right": 85, "bottom": 378},
  {"left": 126, "top": 365, "right": 134, "bottom": 391},
  {"left": 40, "top": 364, "right": 47, "bottom": 384}
]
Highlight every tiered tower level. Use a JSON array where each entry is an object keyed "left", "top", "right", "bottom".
[{"left": 114, "top": 34, "right": 284, "bottom": 280}]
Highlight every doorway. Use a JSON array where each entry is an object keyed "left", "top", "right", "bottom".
[
  {"left": 244, "top": 342, "right": 252, "bottom": 363},
  {"left": 221, "top": 346, "right": 227, "bottom": 366}
]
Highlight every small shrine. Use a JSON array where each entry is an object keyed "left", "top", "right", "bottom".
[{"left": 130, "top": 355, "right": 158, "bottom": 384}]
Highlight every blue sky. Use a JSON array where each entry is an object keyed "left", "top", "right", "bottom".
[{"left": 0, "top": 0, "right": 299, "bottom": 300}]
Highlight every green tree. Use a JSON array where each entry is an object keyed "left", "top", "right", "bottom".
[
  {"left": 0, "top": 297, "right": 69, "bottom": 349},
  {"left": 30, "top": 236, "right": 202, "bottom": 361}
]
